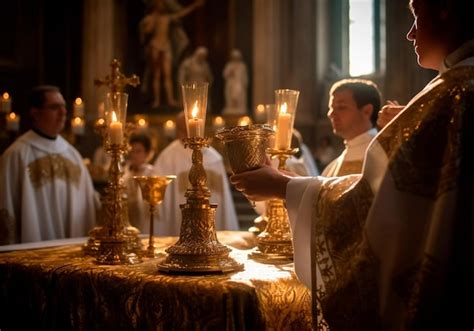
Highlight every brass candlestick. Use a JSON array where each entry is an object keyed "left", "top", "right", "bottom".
[
  {"left": 83, "top": 59, "right": 142, "bottom": 264},
  {"left": 248, "top": 148, "right": 298, "bottom": 264},
  {"left": 134, "top": 175, "right": 175, "bottom": 257},
  {"left": 157, "top": 137, "right": 243, "bottom": 273}
]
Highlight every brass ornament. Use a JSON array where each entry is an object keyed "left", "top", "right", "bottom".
[
  {"left": 134, "top": 175, "right": 175, "bottom": 257},
  {"left": 158, "top": 137, "right": 243, "bottom": 273}
]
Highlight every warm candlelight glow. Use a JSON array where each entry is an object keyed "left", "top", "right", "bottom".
[
  {"left": 238, "top": 116, "right": 252, "bottom": 126},
  {"left": 275, "top": 103, "right": 292, "bottom": 150},
  {"left": 73, "top": 116, "right": 82, "bottom": 125},
  {"left": 109, "top": 111, "right": 123, "bottom": 144},
  {"left": 1, "top": 92, "right": 12, "bottom": 113},
  {"left": 75, "top": 98, "right": 83, "bottom": 105},
  {"left": 256, "top": 104, "right": 265, "bottom": 112},
  {"left": 138, "top": 118, "right": 147, "bottom": 127},
  {"left": 163, "top": 119, "right": 176, "bottom": 138},
  {"left": 214, "top": 116, "right": 224, "bottom": 125},
  {"left": 191, "top": 101, "right": 199, "bottom": 118},
  {"left": 280, "top": 102, "right": 288, "bottom": 114},
  {"left": 97, "top": 118, "right": 105, "bottom": 125},
  {"left": 6, "top": 111, "right": 20, "bottom": 131}
]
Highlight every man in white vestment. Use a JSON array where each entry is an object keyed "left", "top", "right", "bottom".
[
  {"left": 230, "top": 0, "right": 474, "bottom": 329},
  {"left": 0, "top": 85, "right": 97, "bottom": 245},
  {"left": 154, "top": 112, "right": 239, "bottom": 236},
  {"left": 322, "top": 79, "right": 381, "bottom": 176}
]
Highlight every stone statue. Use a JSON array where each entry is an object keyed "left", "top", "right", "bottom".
[
  {"left": 177, "top": 46, "right": 214, "bottom": 87},
  {"left": 222, "top": 49, "right": 248, "bottom": 115},
  {"left": 139, "top": 0, "right": 205, "bottom": 108}
]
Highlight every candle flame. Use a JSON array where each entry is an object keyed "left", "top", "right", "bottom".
[
  {"left": 75, "top": 98, "right": 82, "bottom": 105},
  {"left": 164, "top": 120, "right": 175, "bottom": 128},
  {"left": 256, "top": 104, "right": 265, "bottom": 113},
  {"left": 111, "top": 111, "right": 118, "bottom": 123},
  {"left": 9, "top": 112, "right": 16, "bottom": 120},
  {"left": 191, "top": 101, "right": 199, "bottom": 118},
  {"left": 138, "top": 118, "right": 147, "bottom": 127},
  {"left": 97, "top": 118, "right": 105, "bottom": 125},
  {"left": 73, "top": 117, "right": 82, "bottom": 125},
  {"left": 280, "top": 102, "right": 288, "bottom": 114},
  {"left": 2, "top": 92, "right": 9, "bottom": 100},
  {"left": 214, "top": 116, "right": 224, "bottom": 125},
  {"left": 238, "top": 116, "right": 251, "bottom": 126}
]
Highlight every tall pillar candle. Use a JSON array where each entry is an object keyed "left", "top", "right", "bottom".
[
  {"left": 109, "top": 111, "right": 123, "bottom": 144},
  {"left": 275, "top": 103, "right": 292, "bottom": 150}
]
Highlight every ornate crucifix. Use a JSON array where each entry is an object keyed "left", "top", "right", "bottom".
[{"left": 94, "top": 59, "right": 140, "bottom": 93}]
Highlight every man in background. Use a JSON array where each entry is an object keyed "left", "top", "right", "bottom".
[
  {"left": 322, "top": 78, "right": 381, "bottom": 176},
  {"left": 0, "top": 85, "right": 97, "bottom": 244}
]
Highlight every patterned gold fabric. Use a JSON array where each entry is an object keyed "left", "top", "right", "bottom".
[
  {"left": 336, "top": 160, "right": 363, "bottom": 177},
  {"left": 28, "top": 154, "right": 82, "bottom": 189},
  {"left": 377, "top": 66, "right": 474, "bottom": 199},
  {"left": 312, "top": 176, "right": 379, "bottom": 330},
  {"left": 0, "top": 234, "right": 311, "bottom": 330}
]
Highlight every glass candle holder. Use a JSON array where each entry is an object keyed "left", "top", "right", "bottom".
[
  {"left": 105, "top": 92, "right": 128, "bottom": 144},
  {"left": 274, "top": 89, "right": 299, "bottom": 150},
  {"left": 182, "top": 82, "right": 208, "bottom": 138}
]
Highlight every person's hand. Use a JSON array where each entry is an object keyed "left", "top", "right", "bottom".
[
  {"left": 230, "top": 164, "right": 292, "bottom": 201},
  {"left": 377, "top": 100, "right": 405, "bottom": 129}
]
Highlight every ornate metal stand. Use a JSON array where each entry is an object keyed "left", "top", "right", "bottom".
[
  {"left": 83, "top": 58, "right": 142, "bottom": 264},
  {"left": 158, "top": 137, "right": 243, "bottom": 273},
  {"left": 83, "top": 123, "right": 142, "bottom": 264},
  {"left": 134, "top": 175, "right": 175, "bottom": 257},
  {"left": 248, "top": 148, "right": 298, "bottom": 264}
]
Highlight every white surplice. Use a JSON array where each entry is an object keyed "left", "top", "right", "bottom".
[
  {"left": 321, "top": 128, "right": 377, "bottom": 177},
  {"left": 0, "top": 130, "right": 97, "bottom": 244},
  {"left": 153, "top": 139, "right": 239, "bottom": 236}
]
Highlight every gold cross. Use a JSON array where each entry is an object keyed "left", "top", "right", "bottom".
[{"left": 94, "top": 59, "right": 140, "bottom": 93}]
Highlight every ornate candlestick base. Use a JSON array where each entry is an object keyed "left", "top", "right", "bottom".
[
  {"left": 158, "top": 137, "right": 243, "bottom": 273},
  {"left": 248, "top": 148, "right": 298, "bottom": 264}
]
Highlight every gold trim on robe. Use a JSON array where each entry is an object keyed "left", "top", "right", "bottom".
[{"left": 27, "top": 154, "right": 82, "bottom": 189}]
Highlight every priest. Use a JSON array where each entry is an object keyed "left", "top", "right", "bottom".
[
  {"left": 322, "top": 79, "right": 381, "bottom": 176},
  {"left": 230, "top": 0, "right": 473, "bottom": 328},
  {"left": 0, "top": 85, "right": 97, "bottom": 245}
]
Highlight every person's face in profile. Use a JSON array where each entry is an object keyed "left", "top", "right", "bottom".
[
  {"left": 406, "top": 0, "right": 447, "bottom": 70},
  {"left": 328, "top": 89, "right": 372, "bottom": 141},
  {"left": 31, "top": 91, "right": 67, "bottom": 137}
]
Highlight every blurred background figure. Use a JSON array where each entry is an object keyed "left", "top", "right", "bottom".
[
  {"left": 123, "top": 134, "right": 155, "bottom": 232},
  {"left": 0, "top": 85, "right": 97, "bottom": 244},
  {"left": 153, "top": 111, "right": 238, "bottom": 235},
  {"left": 222, "top": 49, "right": 248, "bottom": 115},
  {"left": 178, "top": 46, "right": 213, "bottom": 88}
]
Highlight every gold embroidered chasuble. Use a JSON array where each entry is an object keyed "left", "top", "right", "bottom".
[{"left": 288, "top": 65, "right": 474, "bottom": 330}]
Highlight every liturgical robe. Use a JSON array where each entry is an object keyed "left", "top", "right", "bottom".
[
  {"left": 0, "top": 130, "right": 97, "bottom": 244},
  {"left": 321, "top": 128, "right": 377, "bottom": 177},
  {"left": 154, "top": 139, "right": 239, "bottom": 236},
  {"left": 287, "top": 40, "right": 474, "bottom": 330}
]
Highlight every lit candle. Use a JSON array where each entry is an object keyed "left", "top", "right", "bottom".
[
  {"left": 212, "top": 116, "right": 225, "bottom": 131},
  {"left": 6, "top": 112, "right": 20, "bottom": 132},
  {"left": 163, "top": 119, "right": 176, "bottom": 138},
  {"left": 275, "top": 102, "right": 292, "bottom": 150},
  {"left": 137, "top": 118, "right": 148, "bottom": 131},
  {"left": 254, "top": 104, "right": 266, "bottom": 123},
  {"left": 71, "top": 116, "right": 85, "bottom": 135},
  {"left": 237, "top": 116, "right": 252, "bottom": 126},
  {"left": 73, "top": 98, "right": 84, "bottom": 118},
  {"left": 109, "top": 111, "right": 123, "bottom": 144},
  {"left": 187, "top": 102, "right": 204, "bottom": 137},
  {"left": 1, "top": 93, "right": 11, "bottom": 113}
]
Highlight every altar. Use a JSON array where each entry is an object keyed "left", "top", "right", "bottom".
[{"left": 0, "top": 232, "right": 311, "bottom": 330}]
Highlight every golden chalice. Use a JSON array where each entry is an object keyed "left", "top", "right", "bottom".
[{"left": 134, "top": 175, "right": 176, "bottom": 257}]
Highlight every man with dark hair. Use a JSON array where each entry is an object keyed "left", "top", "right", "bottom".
[
  {"left": 322, "top": 78, "right": 381, "bottom": 176},
  {"left": 230, "top": 0, "right": 473, "bottom": 328},
  {"left": 0, "top": 85, "right": 97, "bottom": 244}
]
